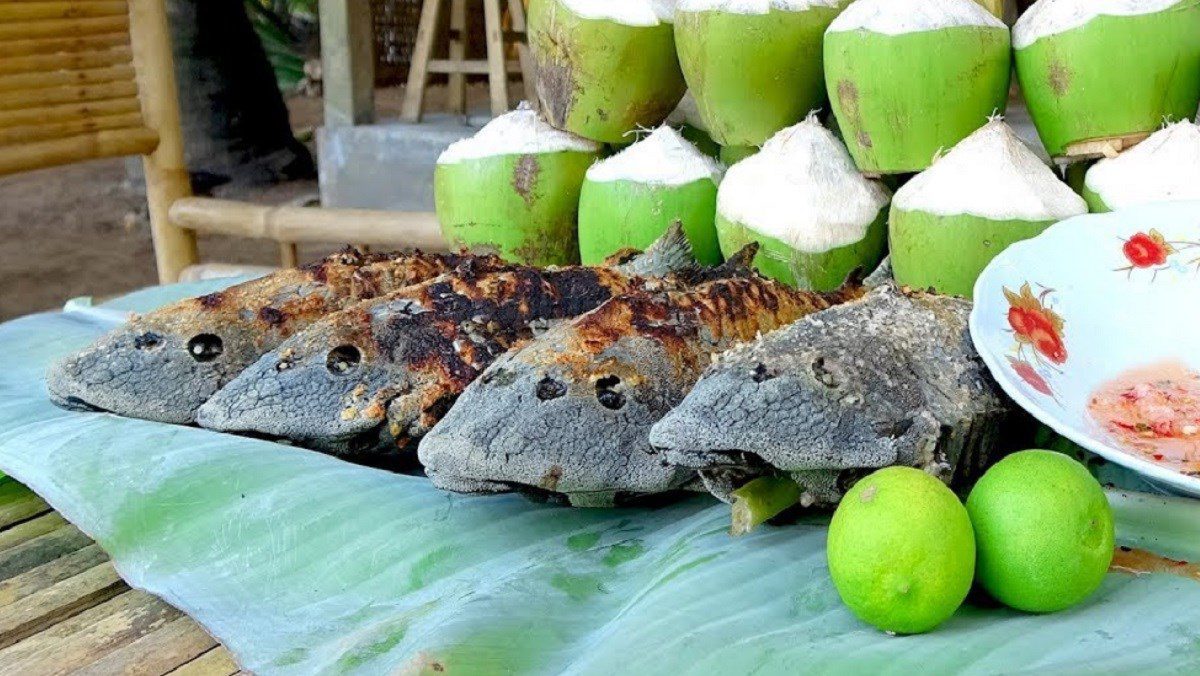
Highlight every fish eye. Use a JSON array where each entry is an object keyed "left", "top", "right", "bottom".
[
  {"left": 536, "top": 376, "right": 566, "bottom": 401},
  {"left": 186, "top": 334, "right": 223, "bottom": 362},
  {"left": 595, "top": 375, "right": 625, "bottom": 410},
  {"left": 133, "top": 332, "right": 163, "bottom": 350},
  {"left": 326, "top": 345, "right": 362, "bottom": 375}
]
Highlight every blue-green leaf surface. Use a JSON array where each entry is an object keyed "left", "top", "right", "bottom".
[{"left": 0, "top": 282, "right": 1198, "bottom": 674}]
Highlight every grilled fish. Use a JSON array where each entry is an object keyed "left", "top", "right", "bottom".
[
  {"left": 195, "top": 225, "right": 699, "bottom": 458},
  {"left": 46, "top": 249, "right": 499, "bottom": 424},
  {"left": 649, "top": 285, "right": 1017, "bottom": 508},
  {"left": 418, "top": 265, "right": 867, "bottom": 507}
]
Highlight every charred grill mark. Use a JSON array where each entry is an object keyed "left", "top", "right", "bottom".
[
  {"left": 258, "top": 306, "right": 287, "bottom": 328},
  {"left": 197, "top": 292, "right": 225, "bottom": 309}
]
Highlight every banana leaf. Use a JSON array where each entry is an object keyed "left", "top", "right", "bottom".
[{"left": 1, "top": 281, "right": 1199, "bottom": 674}]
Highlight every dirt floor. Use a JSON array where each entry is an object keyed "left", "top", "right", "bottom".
[{"left": 0, "top": 83, "right": 512, "bottom": 321}]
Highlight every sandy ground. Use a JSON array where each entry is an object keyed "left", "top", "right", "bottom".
[{"left": 0, "top": 83, "right": 514, "bottom": 321}]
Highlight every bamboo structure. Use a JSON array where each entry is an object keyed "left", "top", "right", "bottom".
[
  {"left": 127, "top": 0, "right": 198, "bottom": 281},
  {"left": 0, "top": 0, "right": 447, "bottom": 283},
  {"left": 170, "top": 198, "right": 449, "bottom": 252}
]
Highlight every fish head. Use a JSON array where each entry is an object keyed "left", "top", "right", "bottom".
[
  {"left": 419, "top": 299, "right": 695, "bottom": 505},
  {"left": 650, "top": 289, "right": 985, "bottom": 501},
  {"left": 45, "top": 293, "right": 280, "bottom": 424},
  {"left": 195, "top": 302, "right": 409, "bottom": 454}
]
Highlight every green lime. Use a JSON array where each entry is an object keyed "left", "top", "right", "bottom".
[
  {"left": 966, "top": 449, "right": 1114, "bottom": 613},
  {"left": 827, "top": 466, "right": 975, "bottom": 634}
]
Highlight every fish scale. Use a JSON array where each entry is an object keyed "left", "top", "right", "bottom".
[
  {"left": 196, "top": 225, "right": 703, "bottom": 462},
  {"left": 418, "top": 273, "right": 867, "bottom": 507}
]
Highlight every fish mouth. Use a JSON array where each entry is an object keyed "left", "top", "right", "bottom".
[{"left": 48, "top": 392, "right": 109, "bottom": 414}]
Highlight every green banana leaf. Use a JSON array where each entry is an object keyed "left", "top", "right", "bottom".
[{"left": 1, "top": 281, "right": 1199, "bottom": 674}]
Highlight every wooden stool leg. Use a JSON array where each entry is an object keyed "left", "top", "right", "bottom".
[
  {"left": 278, "top": 242, "right": 299, "bottom": 268},
  {"left": 447, "top": 0, "right": 468, "bottom": 114},
  {"left": 507, "top": 0, "right": 536, "bottom": 98},
  {"left": 401, "top": 0, "right": 445, "bottom": 123},
  {"left": 482, "top": 0, "right": 510, "bottom": 116}
]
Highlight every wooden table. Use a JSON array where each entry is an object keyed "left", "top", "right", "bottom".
[{"left": 0, "top": 481, "right": 244, "bottom": 674}]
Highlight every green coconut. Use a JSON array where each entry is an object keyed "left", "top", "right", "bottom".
[
  {"left": 527, "top": 0, "right": 686, "bottom": 144},
  {"left": 1014, "top": 0, "right": 1200, "bottom": 159},
  {"left": 674, "top": 0, "right": 847, "bottom": 150},
  {"left": 889, "top": 120, "right": 1087, "bottom": 298},
  {"left": 714, "top": 115, "right": 890, "bottom": 290},
  {"left": 434, "top": 106, "right": 601, "bottom": 266},
  {"left": 1083, "top": 121, "right": 1200, "bottom": 212},
  {"left": 824, "top": 0, "right": 1011, "bottom": 174},
  {"left": 578, "top": 126, "right": 725, "bottom": 265}
]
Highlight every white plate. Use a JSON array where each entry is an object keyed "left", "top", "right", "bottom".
[{"left": 971, "top": 201, "right": 1200, "bottom": 498}]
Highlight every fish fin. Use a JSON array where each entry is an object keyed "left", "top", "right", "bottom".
[
  {"left": 681, "top": 243, "right": 761, "bottom": 284},
  {"left": 615, "top": 221, "right": 696, "bottom": 278}
]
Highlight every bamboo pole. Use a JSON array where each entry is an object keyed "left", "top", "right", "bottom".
[
  {"left": 0, "top": 97, "right": 140, "bottom": 129},
  {"left": 0, "top": 15, "right": 128, "bottom": 40},
  {"left": 0, "top": 65, "right": 134, "bottom": 93},
  {"left": 129, "top": 0, "right": 197, "bottom": 283},
  {"left": 0, "top": 81, "right": 138, "bottom": 111},
  {"left": 0, "top": 1, "right": 128, "bottom": 23},
  {"left": 507, "top": 0, "right": 535, "bottom": 94},
  {"left": 447, "top": 0, "right": 466, "bottom": 115},
  {"left": 0, "top": 112, "right": 144, "bottom": 145},
  {"left": 0, "top": 47, "right": 132, "bottom": 76},
  {"left": 170, "top": 198, "right": 448, "bottom": 252},
  {"left": 278, "top": 242, "right": 300, "bottom": 268},
  {"left": 0, "top": 127, "right": 157, "bottom": 175},
  {"left": 482, "top": 0, "right": 509, "bottom": 116},
  {"left": 400, "top": 0, "right": 443, "bottom": 123},
  {"left": 0, "top": 33, "right": 128, "bottom": 59},
  {"left": 427, "top": 59, "right": 522, "bottom": 75}
]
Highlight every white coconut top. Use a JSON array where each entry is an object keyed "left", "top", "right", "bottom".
[
  {"left": 677, "top": 0, "right": 842, "bottom": 14},
  {"left": 893, "top": 120, "right": 1087, "bottom": 221},
  {"left": 586, "top": 127, "right": 723, "bottom": 186},
  {"left": 437, "top": 105, "right": 600, "bottom": 164},
  {"left": 1084, "top": 121, "right": 1200, "bottom": 209},
  {"left": 561, "top": 0, "right": 676, "bottom": 25},
  {"left": 827, "top": 0, "right": 1005, "bottom": 34},
  {"left": 1013, "top": 0, "right": 1183, "bottom": 49},
  {"left": 716, "top": 117, "right": 890, "bottom": 253},
  {"left": 666, "top": 91, "right": 708, "bottom": 132}
]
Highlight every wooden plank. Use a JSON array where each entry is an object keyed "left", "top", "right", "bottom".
[
  {"left": 400, "top": 0, "right": 443, "bottom": 122},
  {"left": 0, "top": 15, "right": 128, "bottom": 40},
  {"left": 427, "top": 58, "right": 522, "bottom": 75},
  {"left": 482, "top": 0, "right": 510, "bottom": 116},
  {"left": 0, "top": 561, "right": 126, "bottom": 650},
  {"left": 447, "top": 0, "right": 466, "bottom": 114},
  {"left": 0, "top": 1, "right": 128, "bottom": 23},
  {"left": 0, "top": 32, "right": 128, "bottom": 59},
  {"left": 166, "top": 646, "right": 240, "bottom": 676},
  {"left": 128, "top": 0, "right": 198, "bottom": 283},
  {"left": 0, "top": 513, "right": 67, "bottom": 552},
  {"left": 0, "top": 482, "right": 49, "bottom": 531},
  {"left": 170, "top": 197, "right": 448, "bottom": 252},
  {"left": 0, "top": 112, "right": 147, "bottom": 145},
  {"left": 319, "top": 0, "right": 374, "bottom": 127},
  {"left": 74, "top": 616, "right": 218, "bottom": 676},
  {"left": 0, "top": 96, "right": 139, "bottom": 128},
  {"left": 0, "top": 64, "right": 134, "bottom": 93},
  {"left": 508, "top": 0, "right": 535, "bottom": 92},
  {"left": 0, "top": 80, "right": 138, "bottom": 111},
  {"left": 0, "top": 543, "right": 108, "bottom": 606},
  {"left": 0, "top": 589, "right": 179, "bottom": 673},
  {"left": 0, "top": 524, "right": 92, "bottom": 580},
  {"left": 0, "top": 45, "right": 131, "bottom": 75}
]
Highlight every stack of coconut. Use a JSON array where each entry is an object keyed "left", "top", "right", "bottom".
[{"left": 434, "top": 0, "right": 1200, "bottom": 297}]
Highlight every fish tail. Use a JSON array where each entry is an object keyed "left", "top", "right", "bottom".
[{"left": 615, "top": 221, "right": 696, "bottom": 278}]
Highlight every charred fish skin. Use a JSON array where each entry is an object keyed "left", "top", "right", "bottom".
[
  {"left": 418, "top": 273, "right": 867, "bottom": 507},
  {"left": 650, "top": 285, "right": 1013, "bottom": 506},
  {"left": 196, "top": 225, "right": 699, "bottom": 457},
  {"left": 45, "top": 249, "right": 496, "bottom": 425}
]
